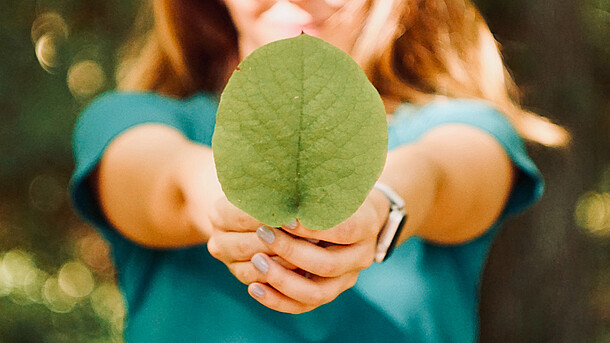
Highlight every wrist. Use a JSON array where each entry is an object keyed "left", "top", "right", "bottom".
[
  {"left": 369, "top": 186, "right": 391, "bottom": 235},
  {"left": 372, "top": 182, "right": 408, "bottom": 262},
  {"left": 377, "top": 145, "right": 443, "bottom": 244},
  {"left": 369, "top": 188, "right": 391, "bottom": 234}
]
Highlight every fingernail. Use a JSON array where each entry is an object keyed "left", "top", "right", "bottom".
[
  {"left": 251, "top": 254, "right": 269, "bottom": 274},
  {"left": 250, "top": 284, "right": 265, "bottom": 298},
  {"left": 284, "top": 220, "right": 298, "bottom": 229},
  {"left": 257, "top": 225, "right": 275, "bottom": 244}
]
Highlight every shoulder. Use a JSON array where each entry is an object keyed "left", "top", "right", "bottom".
[
  {"left": 389, "top": 98, "right": 520, "bottom": 151},
  {"left": 389, "top": 97, "right": 544, "bottom": 218},
  {"left": 74, "top": 90, "right": 219, "bottom": 145},
  {"left": 78, "top": 90, "right": 217, "bottom": 121}
]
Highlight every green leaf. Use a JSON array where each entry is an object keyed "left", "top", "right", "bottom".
[{"left": 212, "top": 34, "right": 387, "bottom": 230}]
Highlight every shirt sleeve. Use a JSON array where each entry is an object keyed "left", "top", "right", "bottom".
[
  {"left": 388, "top": 99, "right": 544, "bottom": 219},
  {"left": 69, "top": 91, "right": 197, "bottom": 249}
]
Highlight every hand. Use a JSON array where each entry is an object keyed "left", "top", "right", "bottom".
[
  {"left": 175, "top": 146, "right": 295, "bottom": 284},
  {"left": 247, "top": 190, "right": 390, "bottom": 314}
]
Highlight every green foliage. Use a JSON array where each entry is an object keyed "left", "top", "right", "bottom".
[
  {"left": 213, "top": 34, "right": 388, "bottom": 230},
  {"left": 0, "top": 1, "right": 138, "bottom": 342}
]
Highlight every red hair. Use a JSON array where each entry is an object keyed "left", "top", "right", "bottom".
[{"left": 117, "top": 0, "right": 568, "bottom": 146}]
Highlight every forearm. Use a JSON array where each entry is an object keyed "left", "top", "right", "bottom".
[
  {"left": 377, "top": 124, "right": 515, "bottom": 245},
  {"left": 377, "top": 144, "right": 442, "bottom": 245},
  {"left": 94, "top": 124, "right": 212, "bottom": 248}
]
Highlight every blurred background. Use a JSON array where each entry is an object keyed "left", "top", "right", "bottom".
[{"left": 0, "top": 0, "right": 607, "bottom": 342}]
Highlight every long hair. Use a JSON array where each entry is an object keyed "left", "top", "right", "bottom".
[{"left": 117, "top": 0, "right": 568, "bottom": 146}]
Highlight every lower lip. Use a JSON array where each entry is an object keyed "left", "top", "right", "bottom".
[{"left": 270, "top": 21, "right": 321, "bottom": 37}]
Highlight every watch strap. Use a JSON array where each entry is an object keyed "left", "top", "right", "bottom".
[{"left": 374, "top": 182, "right": 408, "bottom": 262}]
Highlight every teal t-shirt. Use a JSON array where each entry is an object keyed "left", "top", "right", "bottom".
[{"left": 70, "top": 91, "right": 543, "bottom": 342}]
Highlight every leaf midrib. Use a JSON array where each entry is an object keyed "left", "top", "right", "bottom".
[{"left": 294, "top": 36, "right": 305, "bottom": 211}]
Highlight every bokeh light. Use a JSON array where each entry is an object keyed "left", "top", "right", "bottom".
[
  {"left": 0, "top": 250, "right": 38, "bottom": 291},
  {"left": 575, "top": 191, "right": 610, "bottom": 236},
  {"left": 43, "top": 276, "right": 77, "bottom": 313},
  {"left": 31, "top": 12, "right": 68, "bottom": 73},
  {"left": 58, "top": 261, "right": 94, "bottom": 298},
  {"left": 0, "top": 255, "right": 11, "bottom": 297},
  {"left": 76, "top": 232, "right": 112, "bottom": 272},
  {"left": 24, "top": 268, "right": 48, "bottom": 304},
  {"left": 0, "top": 250, "right": 44, "bottom": 306},
  {"left": 67, "top": 60, "right": 106, "bottom": 99},
  {"left": 35, "top": 34, "right": 61, "bottom": 72},
  {"left": 90, "top": 282, "right": 126, "bottom": 332}
]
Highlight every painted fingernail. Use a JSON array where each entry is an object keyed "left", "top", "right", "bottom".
[
  {"left": 284, "top": 220, "right": 298, "bottom": 229},
  {"left": 250, "top": 284, "right": 265, "bottom": 298},
  {"left": 257, "top": 225, "right": 275, "bottom": 244},
  {"left": 251, "top": 254, "right": 269, "bottom": 274}
]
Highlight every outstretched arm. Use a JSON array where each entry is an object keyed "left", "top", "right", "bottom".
[
  {"left": 92, "top": 123, "right": 296, "bottom": 283},
  {"left": 93, "top": 124, "right": 213, "bottom": 248},
  {"left": 383, "top": 123, "right": 515, "bottom": 245},
  {"left": 248, "top": 123, "right": 516, "bottom": 313}
]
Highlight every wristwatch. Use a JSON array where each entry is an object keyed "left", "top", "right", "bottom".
[{"left": 373, "top": 182, "right": 408, "bottom": 263}]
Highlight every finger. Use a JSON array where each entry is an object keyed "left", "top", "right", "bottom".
[
  {"left": 251, "top": 253, "right": 359, "bottom": 308},
  {"left": 257, "top": 226, "right": 375, "bottom": 277},
  {"left": 248, "top": 282, "right": 313, "bottom": 314},
  {"left": 228, "top": 261, "right": 267, "bottom": 285},
  {"left": 207, "top": 232, "right": 274, "bottom": 262},
  {"left": 212, "top": 197, "right": 262, "bottom": 232},
  {"left": 281, "top": 210, "right": 379, "bottom": 245},
  {"left": 271, "top": 256, "right": 298, "bottom": 270}
]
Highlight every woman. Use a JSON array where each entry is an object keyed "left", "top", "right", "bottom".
[{"left": 70, "top": 0, "right": 567, "bottom": 341}]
